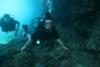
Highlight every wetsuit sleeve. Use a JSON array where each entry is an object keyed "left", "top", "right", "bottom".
[
  {"left": 14, "top": 20, "right": 20, "bottom": 36},
  {"left": 15, "top": 20, "right": 20, "bottom": 25},
  {"left": 16, "top": 20, "right": 20, "bottom": 30}
]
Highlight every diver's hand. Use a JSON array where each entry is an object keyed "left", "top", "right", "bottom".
[
  {"left": 63, "top": 47, "right": 69, "bottom": 50},
  {"left": 56, "top": 39, "right": 69, "bottom": 51},
  {"left": 20, "top": 46, "right": 25, "bottom": 52},
  {"left": 20, "top": 38, "right": 31, "bottom": 52}
]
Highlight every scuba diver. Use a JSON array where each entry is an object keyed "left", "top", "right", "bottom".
[
  {"left": 0, "top": 14, "right": 20, "bottom": 36},
  {"left": 20, "top": 11, "right": 68, "bottom": 51},
  {"left": 22, "top": 24, "right": 31, "bottom": 40}
]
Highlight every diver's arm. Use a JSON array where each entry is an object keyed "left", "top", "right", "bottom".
[
  {"left": 56, "top": 39, "right": 68, "bottom": 50},
  {"left": 21, "top": 39, "right": 32, "bottom": 51},
  {"left": 21, "top": 36, "right": 32, "bottom": 51},
  {"left": 15, "top": 21, "right": 20, "bottom": 36}
]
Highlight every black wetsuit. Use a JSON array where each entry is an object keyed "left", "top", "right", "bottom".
[
  {"left": 31, "top": 23, "right": 59, "bottom": 43},
  {"left": 0, "top": 18, "right": 19, "bottom": 32},
  {"left": 24, "top": 22, "right": 59, "bottom": 52},
  {"left": 31, "top": 22, "right": 59, "bottom": 49}
]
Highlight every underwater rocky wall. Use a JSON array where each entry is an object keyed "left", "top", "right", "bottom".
[
  {"left": 53, "top": 0, "right": 100, "bottom": 48},
  {"left": 53, "top": 0, "right": 100, "bottom": 27}
]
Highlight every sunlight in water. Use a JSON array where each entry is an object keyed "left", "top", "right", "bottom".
[{"left": 0, "top": 0, "right": 43, "bottom": 44}]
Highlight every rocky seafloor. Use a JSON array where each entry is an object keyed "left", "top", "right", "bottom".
[{"left": 0, "top": 0, "right": 100, "bottom": 67}]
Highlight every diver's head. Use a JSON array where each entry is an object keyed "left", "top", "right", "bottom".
[
  {"left": 3, "top": 14, "right": 11, "bottom": 22},
  {"left": 22, "top": 24, "right": 29, "bottom": 33},
  {"left": 3, "top": 14, "right": 10, "bottom": 18},
  {"left": 44, "top": 11, "right": 53, "bottom": 30},
  {"left": 44, "top": 19, "right": 53, "bottom": 30}
]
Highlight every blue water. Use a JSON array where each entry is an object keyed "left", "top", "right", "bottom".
[{"left": 0, "top": 0, "right": 43, "bottom": 44}]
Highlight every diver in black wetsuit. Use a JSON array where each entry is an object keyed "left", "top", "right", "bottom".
[
  {"left": 21, "top": 12, "right": 68, "bottom": 51},
  {"left": 0, "top": 14, "right": 20, "bottom": 36}
]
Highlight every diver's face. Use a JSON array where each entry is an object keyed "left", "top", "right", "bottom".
[{"left": 45, "top": 20, "right": 52, "bottom": 30}]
